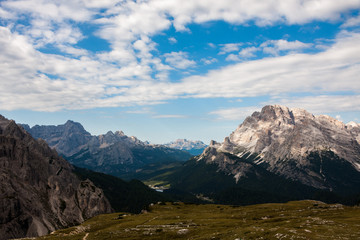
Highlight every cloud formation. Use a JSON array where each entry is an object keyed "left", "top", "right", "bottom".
[{"left": 0, "top": 0, "right": 359, "bottom": 113}]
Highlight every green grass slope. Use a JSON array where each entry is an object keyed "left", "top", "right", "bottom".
[{"left": 33, "top": 200, "right": 360, "bottom": 240}]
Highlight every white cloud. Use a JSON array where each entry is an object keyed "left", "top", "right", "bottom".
[
  {"left": 342, "top": 14, "right": 360, "bottom": 27},
  {"left": 2, "top": 0, "right": 94, "bottom": 22},
  {"left": 261, "top": 39, "right": 312, "bottom": 55},
  {"left": 238, "top": 47, "right": 258, "bottom": 58},
  {"left": 226, "top": 46, "right": 259, "bottom": 61},
  {"left": 219, "top": 43, "right": 243, "bottom": 54},
  {"left": 164, "top": 51, "right": 196, "bottom": 69},
  {"left": 1, "top": 26, "right": 360, "bottom": 112},
  {"left": 201, "top": 57, "right": 218, "bottom": 65},
  {"left": 225, "top": 54, "right": 241, "bottom": 62},
  {"left": 168, "top": 37, "right": 177, "bottom": 44}
]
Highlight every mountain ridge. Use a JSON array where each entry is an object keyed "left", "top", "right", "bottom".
[
  {"left": 23, "top": 121, "right": 192, "bottom": 178},
  {"left": 164, "top": 139, "right": 207, "bottom": 155}
]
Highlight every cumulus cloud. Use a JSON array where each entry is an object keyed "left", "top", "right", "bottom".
[
  {"left": 261, "top": 39, "right": 312, "bottom": 55},
  {"left": 164, "top": 51, "right": 196, "bottom": 69},
  {"left": 342, "top": 14, "right": 360, "bottom": 27},
  {"left": 168, "top": 37, "right": 177, "bottom": 44},
  {"left": 219, "top": 43, "right": 243, "bottom": 55},
  {"left": 226, "top": 47, "right": 259, "bottom": 61},
  {"left": 201, "top": 57, "right": 218, "bottom": 65}
]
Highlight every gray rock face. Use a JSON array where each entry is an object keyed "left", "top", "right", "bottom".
[
  {"left": 0, "top": 116, "right": 112, "bottom": 240},
  {"left": 22, "top": 120, "right": 93, "bottom": 157},
  {"left": 198, "top": 105, "right": 360, "bottom": 193}
]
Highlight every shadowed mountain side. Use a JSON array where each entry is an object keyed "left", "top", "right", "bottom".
[
  {"left": 73, "top": 167, "right": 171, "bottom": 213},
  {"left": 0, "top": 116, "right": 112, "bottom": 240}
]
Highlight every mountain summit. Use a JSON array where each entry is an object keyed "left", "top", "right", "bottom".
[{"left": 197, "top": 105, "right": 360, "bottom": 195}]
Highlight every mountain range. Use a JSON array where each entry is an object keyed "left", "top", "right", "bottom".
[
  {"left": 21, "top": 105, "right": 360, "bottom": 203},
  {"left": 164, "top": 139, "right": 207, "bottom": 155},
  {"left": 4, "top": 104, "right": 360, "bottom": 239},
  {"left": 22, "top": 122, "right": 192, "bottom": 178}
]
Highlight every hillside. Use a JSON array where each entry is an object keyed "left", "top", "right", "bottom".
[
  {"left": 73, "top": 167, "right": 170, "bottom": 213},
  {"left": 31, "top": 200, "right": 360, "bottom": 240}
]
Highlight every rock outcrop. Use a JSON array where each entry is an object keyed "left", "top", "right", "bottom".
[
  {"left": 197, "top": 105, "right": 360, "bottom": 195},
  {"left": 0, "top": 115, "right": 112, "bottom": 240}
]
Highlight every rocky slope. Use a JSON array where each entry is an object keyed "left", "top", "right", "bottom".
[
  {"left": 0, "top": 116, "right": 112, "bottom": 240},
  {"left": 197, "top": 105, "right": 360, "bottom": 195},
  {"left": 164, "top": 139, "right": 207, "bottom": 155},
  {"left": 23, "top": 121, "right": 192, "bottom": 178}
]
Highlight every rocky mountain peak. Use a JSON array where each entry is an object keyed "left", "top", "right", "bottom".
[
  {"left": 23, "top": 121, "right": 93, "bottom": 156},
  {"left": 115, "top": 130, "right": 125, "bottom": 136},
  {"left": 63, "top": 120, "right": 88, "bottom": 132},
  {"left": 199, "top": 105, "right": 360, "bottom": 192},
  {"left": 347, "top": 121, "right": 360, "bottom": 128}
]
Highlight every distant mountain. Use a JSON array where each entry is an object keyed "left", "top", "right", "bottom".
[
  {"left": 22, "top": 120, "right": 92, "bottom": 157},
  {"left": 164, "top": 139, "right": 207, "bottom": 155},
  {"left": 165, "top": 105, "right": 360, "bottom": 205},
  {"left": 0, "top": 116, "right": 112, "bottom": 240},
  {"left": 23, "top": 121, "right": 192, "bottom": 178}
]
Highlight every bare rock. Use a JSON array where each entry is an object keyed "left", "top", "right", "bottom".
[{"left": 0, "top": 115, "right": 112, "bottom": 240}]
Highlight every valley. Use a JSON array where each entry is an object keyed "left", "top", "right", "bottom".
[{"left": 27, "top": 200, "right": 360, "bottom": 240}]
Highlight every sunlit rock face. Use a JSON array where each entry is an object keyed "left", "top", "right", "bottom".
[{"left": 197, "top": 105, "right": 360, "bottom": 194}]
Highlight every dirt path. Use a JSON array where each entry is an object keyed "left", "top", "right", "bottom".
[{"left": 83, "top": 233, "right": 89, "bottom": 240}]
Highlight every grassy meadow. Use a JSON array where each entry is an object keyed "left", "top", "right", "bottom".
[{"left": 28, "top": 200, "right": 360, "bottom": 240}]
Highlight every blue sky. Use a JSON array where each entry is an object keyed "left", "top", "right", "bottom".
[{"left": 1, "top": 0, "right": 360, "bottom": 144}]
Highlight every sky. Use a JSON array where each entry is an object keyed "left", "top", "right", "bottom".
[{"left": 0, "top": 0, "right": 360, "bottom": 144}]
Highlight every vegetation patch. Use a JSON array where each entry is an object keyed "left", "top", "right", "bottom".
[{"left": 36, "top": 200, "right": 360, "bottom": 240}]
